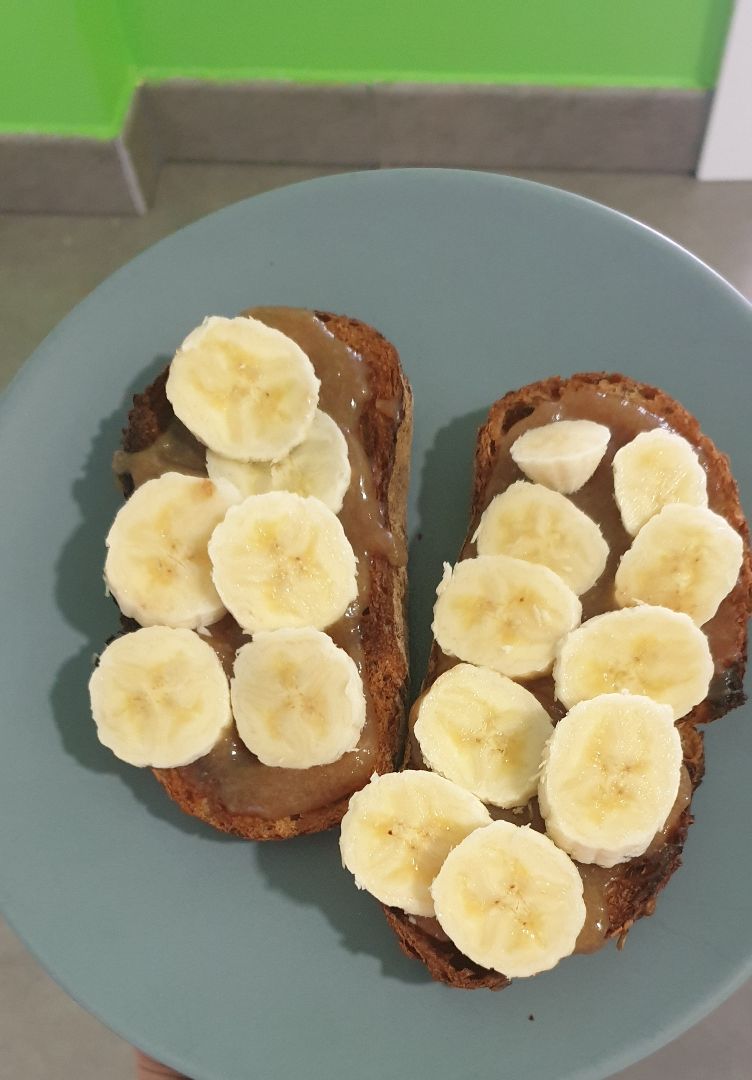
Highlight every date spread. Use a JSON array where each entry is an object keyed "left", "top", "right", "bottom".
[{"left": 111, "top": 308, "right": 406, "bottom": 818}]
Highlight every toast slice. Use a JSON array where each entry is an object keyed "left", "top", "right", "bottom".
[
  {"left": 112, "top": 309, "right": 412, "bottom": 840},
  {"left": 384, "top": 372, "right": 751, "bottom": 989}
]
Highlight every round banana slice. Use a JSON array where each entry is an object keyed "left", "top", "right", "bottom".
[
  {"left": 208, "top": 491, "right": 358, "bottom": 633},
  {"left": 614, "top": 503, "right": 744, "bottom": 626},
  {"left": 613, "top": 428, "right": 708, "bottom": 536},
  {"left": 166, "top": 315, "right": 320, "bottom": 462},
  {"left": 554, "top": 605, "right": 713, "bottom": 720},
  {"left": 105, "top": 472, "right": 240, "bottom": 629},
  {"left": 206, "top": 410, "right": 351, "bottom": 513},
  {"left": 474, "top": 481, "right": 609, "bottom": 595},
  {"left": 339, "top": 771, "right": 492, "bottom": 917},
  {"left": 539, "top": 693, "right": 682, "bottom": 867},
  {"left": 432, "top": 556, "right": 582, "bottom": 679},
  {"left": 431, "top": 821, "right": 586, "bottom": 978},
  {"left": 414, "top": 664, "right": 553, "bottom": 808},
  {"left": 231, "top": 629, "right": 366, "bottom": 768},
  {"left": 89, "top": 627, "right": 231, "bottom": 767},
  {"left": 510, "top": 420, "right": 610, "bottom": 494}
]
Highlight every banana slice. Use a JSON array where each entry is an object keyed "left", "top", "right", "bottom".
[
  {"left": 474, "top": 481, "right": 609, "bottom": 595},
  {"left": 166, "top": 315, "right": 320, "bottom": 462},
  {"left": 510, "top": 420, "right": 610, "bottom": 494},
  {"left": 613, "top": 428, "right": 708, "bottom": 536},
  {"left": 339, "top": 772, "right": 492, "bottom": 916},
  {"left": 554, "top": 605, "right": 713, "bottom": 720},
  {"left": 208, "top": 491, "right": 357, "bottom": 632},
  {"left": 614, "top": 503, "right": 744, "bottom": 626},
  {"left": 206, "top": 410, "right": 351, "bottom": 513},
  {"left": 231, "top": 629, "right": 365, "bottom": 768},
  {"left": 431, "top": 821, "right": 585, "bottom": 978},
  {"left": 432, "top": 556, "right": 581, "bottom": 679},
  {"left": 414, "top": 664, "right": 553, "bottom": 808},
  {"left": 205, "top": 451, "right": 271, "bottom": 500},
  {"left": 89, "top": 627, "right": 231, "bottom": 767},
  {"left": 104, "top": 472, "right": 240, "bottom": 629},
  {"left": 539, "top": 693, "right": 682, "bottom": 867}
]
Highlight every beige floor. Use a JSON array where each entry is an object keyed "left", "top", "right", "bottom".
[{"left": 1, "top": 163, "right": 751, "bottom": 1080}]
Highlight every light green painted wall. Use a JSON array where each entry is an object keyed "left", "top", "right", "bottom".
[
  {"left": 0, "top": 0, "right": 135, "bottom": 136},
  {"left": 126, "top": 0, "right": 733, "bottom": 89},
  {"left": 0, "top": 0, "right": 734, "bottom": 137}
]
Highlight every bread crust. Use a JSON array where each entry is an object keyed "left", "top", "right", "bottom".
[
  {"left": 386, "top": 372, "right": 751, "bottom": 989},
  {"left": 115, "top": 312, "right": 412, "bottom": 840}
]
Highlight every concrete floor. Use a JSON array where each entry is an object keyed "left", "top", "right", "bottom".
[{"left": 1, "top": 163, "right": 751, "bottom": 1080}]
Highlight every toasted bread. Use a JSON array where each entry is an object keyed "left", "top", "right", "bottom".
[
  {"left": 113, "top": 309, "right": 412, "bottom": 840},
  {"left": 384, "top": 372, "right": 751, "bottom": 989}
]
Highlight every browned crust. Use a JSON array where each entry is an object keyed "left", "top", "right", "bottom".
[
  {"left": 121, "top": 368, "right": 172, "bottom": 455},
  {"left": 388, "top": 372, "right": 750, "bottom": 989},
  {"left": 115, "top": 312, "right": 412, "bottom": 840},
  {"left": 383, "top": 906, "right": 511, "bottom": 991},
  {"left": 606, "top": 721, "right": 704, "bottom": 940}
]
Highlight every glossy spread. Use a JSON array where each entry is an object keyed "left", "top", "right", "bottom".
[
  {"left": 412, "top": 383, "right": 724, "bottom": 957},
  {"left": 113, "top": 419, "right": 206, "bottom": 487},
  {"left": 114, "top": 307, "right": 404, "bottom": 819}
]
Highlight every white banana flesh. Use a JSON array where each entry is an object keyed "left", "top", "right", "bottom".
[
  {"left": 554, "top": 605, "right": 713, "bottom": 720},
  {"left": 431, "top": 821, "right": 586, "bottom": 978},
  {"left": 510, "top": 420, "right": 610, "bottom": 493},
  {"left": 432, "top": 555, "right": 582, "bottom": 679},
  {"left": 104, "top": 472, "right": 240, "bottom": 629},
  {"left": 413, "top": 663, "right": 553, "bottom": 808},
  {"left": 205, "top": 451, "right": 271, "bottom": 500},
  {"left": 206, "top": 409, "right": 351, "bottom": 513},
  {"left": 615, "top": 503, "right": 743, "bottom": 626},
  {"left": 208, "top": 491, "right": 358, "bottom": 633},
  {"left": 231, "top": 628, "right": 366, "bottom": 768},
  {"left": 539, "top": 693, "right": 682, "bottom": 867},
  {"left": 166, "top": 315, "right": 320, "bottom": 462},
  {"left": 612, "top": 428, "right": 708, "bottom": 536},
  {"left": 339, "top": 771, "right": 492, "bottom": 916},
  {"left": 89, "top": 626, "right": 231, "bottom": 768},
  {"left": 474, "top": 481, "right": 609, "bottom": 595}
]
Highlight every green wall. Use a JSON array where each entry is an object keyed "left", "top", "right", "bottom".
[
  {"left": 0, "top": 0, "right": 734, "bottom": 137},
  {"left": 0, "top": 0, "right": 134, "bottom": 136}
]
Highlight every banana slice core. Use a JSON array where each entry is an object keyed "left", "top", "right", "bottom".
[
  {"left": 89, "top": 627, "right": 231, "bottom": 768},
  {"left": 340, "top": 772, "right": 492, "bottom": 916},
  {"left": 539, "top": 693, "right": 682, "bottom": 867},
  {"left": 231, "top": 628, "right": 366, "bottom": 768},
  {"left": 432, "top": 555, "right": 582, "bottom": 679},
  {"left": 166, "top": 315, "right": 320, "bottom": 462},
  {"left": 209, "top": 491, "right": 358, "bottom": 633},
  {"left": 414, "top": 663, "right": 553, "bottom": 808},
  {"left": 104, "top": 472, "right": 240, "bottom": 629},
  {"left": 431, "top": 820, "right": 586, "bottom": 977}
]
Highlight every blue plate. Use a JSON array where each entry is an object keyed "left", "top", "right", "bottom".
[{"left": 0, "top": 170, "right": 750, "bottom": 1080}]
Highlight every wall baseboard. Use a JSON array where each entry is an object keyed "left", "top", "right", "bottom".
[{"left": 0, "top": 81, "right": 711, "bottom": 214}]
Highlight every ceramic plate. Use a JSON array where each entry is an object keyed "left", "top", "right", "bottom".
[{"left": 1, "top": 170, "right": 750, "bottom": 1080}]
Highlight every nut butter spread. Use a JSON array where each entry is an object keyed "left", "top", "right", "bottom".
[
  {"left": 411, "top": 383, "right": 719, "bottom": 956},
  {"left": 114, "top": 307, "right": 405, "bottom": 819}
]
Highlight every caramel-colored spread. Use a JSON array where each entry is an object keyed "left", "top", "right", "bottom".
[
  {"left": 114, "top": 307, "right": 404, "bottom": 819},
  {"left": 412, "top": 384, "right": 728, "bottom": 957},
  {"left": 112, "top": 419, "right": 206, "bottom": 487}
]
